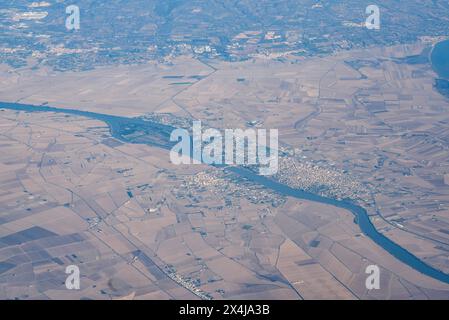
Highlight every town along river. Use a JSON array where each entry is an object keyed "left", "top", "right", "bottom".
[{"left": 1, "top": 101, "right": 449, "bottom": 285}]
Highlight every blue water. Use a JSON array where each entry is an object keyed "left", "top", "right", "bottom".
[
  {"left": 1, "top": 101, "right": 449, "bottom": 285},
  {"left": 431, "top": 40, "right": 449, "bottom": 80}
]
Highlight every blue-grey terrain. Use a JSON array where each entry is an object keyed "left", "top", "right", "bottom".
[{"left": 1, "top": 0, "right": 449, "bottom": 69}]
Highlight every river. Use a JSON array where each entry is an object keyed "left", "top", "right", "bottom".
[
  {"left": 431, "top": 39, "right": 449, "bottom": 80},
  {"left": 1, "top": 101, "right": 449, "bottom": 285},
  {"left": 431, "top": 40, "right": 449, "bottom": 99}
]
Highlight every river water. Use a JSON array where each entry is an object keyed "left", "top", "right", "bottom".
[
  {"left": 431, "top": 39, "right": 449, "bottom": 80},
  {"left": 431, "top": 40, "right": 449, "bottom": 99},
  {"left": 1, "top": 101, "right": 448, "bottom": 284}
]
